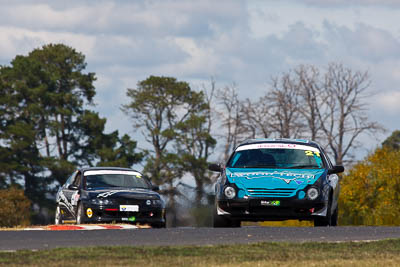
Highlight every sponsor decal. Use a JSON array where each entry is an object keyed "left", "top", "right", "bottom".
[
  {"left": 97, "top": 189, "right": 146, "bottom": 198},
  {"left": 230, "top": 171, "right": 315, "bottom": 179},
  {"left": 97, "top": 190, "right": 121, "bottom": 198},
  {"left": 229, "top": 170, "right": 315, "bottom": 184},
  {"left": 280, "top": 178, "right": 295, "bottom": 184},
  {"left": 120, "top": 205, "right": 139, "bottom": 212},
  {"left": 146, "top": 200, "right": 151, "bottom": 205},
  {"left": 57, "top": 191, "right": 75, "bottom": 215},
  {"left": 86, "top": 208, "right": 93, "bottom": 218},
  {"left": 261, "top": 200, "right": 280, "bottom": 206},
  {"left": 305, "top": 150, "right": 320, "bottom": 157},
  {"left": 84, "top": 170, "right": 142, "bottom": 177},
  {"left": 71, "top": 191, "right": 80, "bottom": 206}
]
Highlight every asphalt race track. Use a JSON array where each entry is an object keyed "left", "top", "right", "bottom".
[{"left": 1, "top": 226, "right": 400, "bottom": 251}]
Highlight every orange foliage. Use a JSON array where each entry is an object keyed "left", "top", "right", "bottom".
[{"left": 339, "top": 147, "right": 400, "bottom": 225}]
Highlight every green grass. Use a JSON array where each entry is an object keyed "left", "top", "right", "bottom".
[{"left": 1, "top": 239, "right": 400, "bottom": 266}]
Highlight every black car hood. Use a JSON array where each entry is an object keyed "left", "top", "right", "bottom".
[{"left": 87, "top": 188, "right": 160, "bottom": 200}]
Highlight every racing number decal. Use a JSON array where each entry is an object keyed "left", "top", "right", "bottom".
[{"left": 305, "top": 150, "right": 320, "bottom": 157}]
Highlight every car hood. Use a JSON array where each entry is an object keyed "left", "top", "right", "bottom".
[
  {"left": 226, "top": 167, "right": 325, "bottom": 189},
  {"left": 87, "top": 188, "right": 160, "bottom": 199}
]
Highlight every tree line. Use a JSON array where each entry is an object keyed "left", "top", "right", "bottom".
[
  {"left": 0, "top": 44, "right": 143, "bottom": 223},
  {"left": 0, "top": 43, "right": 386, "bottom": 226}
]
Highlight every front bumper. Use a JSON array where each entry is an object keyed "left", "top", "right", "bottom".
[
  {"left": 81, "top": 203, "right": 166, "bottom": 225},
  {"left": 216, "top": 197, "right": 327, "bottom": 221}
]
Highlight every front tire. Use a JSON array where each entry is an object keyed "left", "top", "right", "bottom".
[
  {"left": 76, "top": 203, "right": 86, "bottom": 224},
  {"left": 55, "top": 205, "right": 63, "bottom": 225},
  {"left": 314, "top": 198, "right": 332, "bottom": 227},
  {"left": 213, "top": 204, "right": 241, "bottom": 228}
]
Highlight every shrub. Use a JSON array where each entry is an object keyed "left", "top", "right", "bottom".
[
  {"left": 0, "top": 186, "right": 31, "bottom": 227},
  {"left": 339, "top": 147, "right": 400, "bottom": 225}
]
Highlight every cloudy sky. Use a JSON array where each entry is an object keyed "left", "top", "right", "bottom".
[{"left": 1, "top": 0, "right": 399, "bottom": 156}]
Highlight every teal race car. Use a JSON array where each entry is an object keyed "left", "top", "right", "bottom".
[{"left": 209, "top": 139, "right": 344, "bottom": 227}]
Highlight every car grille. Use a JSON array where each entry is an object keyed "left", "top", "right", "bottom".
[{"left": 247, "top": 188, "right": 296, "bottom": 197}]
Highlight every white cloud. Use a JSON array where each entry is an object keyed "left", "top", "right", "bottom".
[
  {"left": 287, "top": 0, "right": 400, "bottom": 7},
  {"left": 322, "top": 22, "right": 400, "bottom": 63},
  {"left": 0, "top": 26, "right": 96, "bottom": 62},
  {"left": 376, "top": 91, "right": 400, "bottom": 114},
  {"left": 1, "top": 0, "right": 400, "bottom": 150}
]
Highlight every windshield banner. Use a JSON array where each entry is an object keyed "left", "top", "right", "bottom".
[{"left": 236, "top": 143, "right": 320, "bottom": 153}]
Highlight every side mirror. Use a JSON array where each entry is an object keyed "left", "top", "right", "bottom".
[
  {"left": 152, "top": 185, "right": 160, "bottom": 191},
  {"left": 328, "top": 165, "right": 344, "bottom": 174},
  {"left": 68, "top": 184, "right": 79, "bottom": 190},
  {"left": 208, "top": 163, "right": 223, "bottom": 172}
]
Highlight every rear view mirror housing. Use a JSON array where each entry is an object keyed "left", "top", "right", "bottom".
[
  {"left": 68, "top": 184, "right": 79, "bottom": 190},
  {"left": 208, "top": 163, "right": 223, "bottom": 172},
  {"left": 328, "top": 165, "right": 344, "bottom": 174}
]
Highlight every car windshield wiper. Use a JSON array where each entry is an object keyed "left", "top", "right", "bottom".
[{"left": 286, "top": 165, "right": 321, "bottom": 169}]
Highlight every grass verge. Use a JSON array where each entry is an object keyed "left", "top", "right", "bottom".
[{"left": 1, "top": 239, "right": 400, "bottom": 266}]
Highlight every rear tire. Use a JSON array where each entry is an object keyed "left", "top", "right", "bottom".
[
  {"left": 55, "top": 205, "right": 63, "bottom": 225},
  {"left": 151, "top": 223, "right": 166, "bottom": 228}
]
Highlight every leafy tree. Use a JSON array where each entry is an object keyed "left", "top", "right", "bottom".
[
  {"left": 0, "top": 44, "right": 143, "bottom": 223},
  {"left": 123, "top": 76, "right": 213, "bottom": 226},
  {"left": 75, "top": 110, "right": 144, "bottom": 168},
  {"left": 176, "top": 82, "right": 217, "bottom": 204},
  {"left": 339, "top": 147, "right": 400, "bottom": 225},
  {"left": 0, "top": 55, "right": 49, "bottom": 206},
  {"left": 382, "top": 130, "right": 400, "bottom": 150}
]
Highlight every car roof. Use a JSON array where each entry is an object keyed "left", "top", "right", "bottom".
[
  {"left": 79, "top": 166, "right": 141, "bottom": 173},
  {"left": 237, "top": 138, "right": 321, "bottom": 149}
]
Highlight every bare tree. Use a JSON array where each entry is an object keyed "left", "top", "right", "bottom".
[
  {"left": 240, "top": 96, "right": 274, "bottom": 139},
  {"left": 216, "top": 85, "right": 246, "bottom": 162},
  {"left": 265, "top": 72, "right": 304, "bottom": 138},
  {"left": 296, "top": 64, "right": 328, "bottom": 141},
  {"left": 214, "top": 63, "right": 382, "bottom": 166},
  {"left": 317, "top": 63, "right": 383, "bottom": 165}
]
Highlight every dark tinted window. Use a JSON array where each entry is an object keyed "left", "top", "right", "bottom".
[
  {"left": 227, "top": 148, "right": 324, "bottom": 169},
  {"left": 85, "top": 174, "right": 150, "bottom": 189}
]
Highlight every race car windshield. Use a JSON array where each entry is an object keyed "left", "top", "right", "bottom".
[
  {"left": 227, "top": 146, "right": 324, "bottom": 169},
  {"left": 85, "top": 174, "right": 150, "bottom": 189}
]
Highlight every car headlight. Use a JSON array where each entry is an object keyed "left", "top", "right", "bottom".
[
  {"left": 224, "top": 186, "right": 236, "bottom": 199},
  {"left": 91, "top": 198, "right": 115, "bottom": 205},
  {"left": 306, "top": 187, "right": 319, "bottom": 200}
]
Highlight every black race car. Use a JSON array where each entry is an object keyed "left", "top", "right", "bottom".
[{"left": 55, "top": 167, "right": 166, "bottom": 228}]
